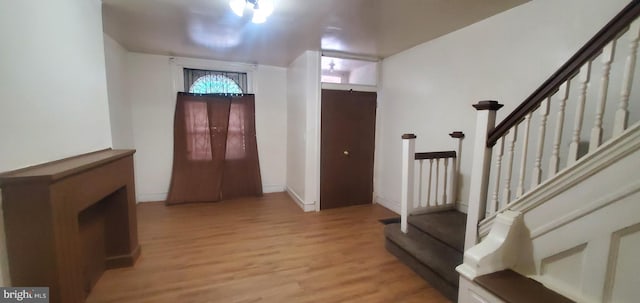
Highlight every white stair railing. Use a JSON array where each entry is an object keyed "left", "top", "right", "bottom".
[
  {"left": 400, "top": 132, "right": 464, "bottom": 233},
  {"left": 465, "top": 2, "right": 640, "bottom": 248},
  {"left": 482, "top": 19, "right": 640, "bottom": 222},
  {"left": 459, "top": 2, "right": 640, "bottom": 302}
]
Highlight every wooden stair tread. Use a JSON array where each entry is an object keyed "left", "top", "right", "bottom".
[
  {"left": 384, "top": 223, "right": 462, "bottom": 286},
  {"left": 475, "top": 270, "right": 575, "bottom": 303},
  {"left": 385, "top": 239, "right": 458, "bottom": 301},
  {"left": 408, "top": 210, "right": 466, "bottom": 252}
]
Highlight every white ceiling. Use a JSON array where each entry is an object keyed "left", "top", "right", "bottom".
[{"left": 102, "top": 0, "right": 528, "bottom": 67}]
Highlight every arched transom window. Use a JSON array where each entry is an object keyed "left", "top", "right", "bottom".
[
  {"left": 184, "top": 68, "right": 247, "bottom": 94},
  {"left": 189, "top": 74, "right": 243, "bottom": 94}
]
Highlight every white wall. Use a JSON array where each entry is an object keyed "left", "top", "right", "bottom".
[
  {"left": 348, "top": 62, "right": 378, "bottom": 86},
  {"left": 127, "top": 53, "right": 288, "bottom": 202},
  {"left": 286, "top": 51, "right": 321, "bottom": 211},
  {"left": 254, "top": 65, "right": 289, "bottom": 194},
  {"left": 375, "top": 0, "right": 632, "bottom": 213},
  {"left": 104, "top": 34, "right": 134, "bottom": 149},
  {"left": 0, "top": 1, "right": 112, "bottom": 172},
  {"left": 286, "top": 53, "right": 308, "bottom": 203},
  {"left": 0, "top": 0, "right": 112, "bottom": 285}
]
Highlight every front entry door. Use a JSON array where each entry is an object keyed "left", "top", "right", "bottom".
[{"left": 320, "top": 89, "right": 377, "bottom": 209}]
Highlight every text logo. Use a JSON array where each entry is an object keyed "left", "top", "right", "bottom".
[{"left": 0, "top": 288, "right": 48, "bottom": 303}]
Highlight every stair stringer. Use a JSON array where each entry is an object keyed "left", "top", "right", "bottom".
[
  {"left": 458, "top": 124, "right": 640, "bottom": 303},
  {"left": 478, "top": 123, "right": 640, "bottom": 237},
  {"left": 456, "top": 210, "right": 524, "bottom": 281}
]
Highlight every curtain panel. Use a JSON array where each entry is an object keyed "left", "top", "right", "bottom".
[{"left": 167, "top": 93, "right": 262, "bottom": 204}]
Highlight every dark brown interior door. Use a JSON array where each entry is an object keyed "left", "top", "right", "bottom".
[{"left": 321, "top": 89, "right": 377, "bottom": 209}]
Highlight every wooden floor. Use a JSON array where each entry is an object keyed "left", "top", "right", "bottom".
[{"left": 87, "top": 192, "right": 451, "bottom": 303}]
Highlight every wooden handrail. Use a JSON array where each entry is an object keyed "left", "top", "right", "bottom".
[
  {"left": 487, "top": 0, "right": 640, "bottom": 147},
  {"left": 415, "top": 151, "right": 456, "bottom": 160}
]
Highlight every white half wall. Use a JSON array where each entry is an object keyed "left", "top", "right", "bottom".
[
  {"left": 286, "top": 53, "right": 308, "bottom": 202},
  {"left": 375, "top": 0, "right": 632, "bottom": 213},
  {"left": 127, "top": 53, "right": 288, "bottom": 202},
  {"left": 255, "top": 65, "right": 288, "bottom": 194},
  {"left": 286, "top": 50, "right": 321, "bottom": 211},
  {"left": 104, "top": 34, "right": 134, "bottom": 149},
  {"left": 0, "top": 0, "right": 112, "bottom": 286}
]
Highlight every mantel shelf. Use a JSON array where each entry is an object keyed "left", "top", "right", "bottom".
[{"left": 0, "top": 149, "right": 135, "bottom": 185}]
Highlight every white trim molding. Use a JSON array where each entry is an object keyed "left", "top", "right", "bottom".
[
  {"left": 286, "top": 187, "right": 315, "bottom": 212},
  {"left": 321, "top": 83, "right": 377, "bottom": 92},
  {"left": 457, "top": 210, "right": 523, "bottom": 280},
  {"left": 136, "top": 192, "right": 168, "bottom": 203},
  {"left": 320, "top": 50, "right": 380, "bottom": 62},
  {"left": 479, "top": 122, "right": 640, "bottom": 237},
  {"left": 457, "top": 202, "right": 469, "bottom": 214},
  {"left": 375, "top": 194, "right": 400, "bottom": 214},
  {"left": 531, "top": 180, "right": 640, "bottom": 239},
  {"left": 263, "top": 185, "right": 286, "bottom": 194}
]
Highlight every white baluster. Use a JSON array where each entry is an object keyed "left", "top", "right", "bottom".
[
  {"left": 400, "top": 134, "right": 416, "bottom": 234},
  {"left": 549, "top": 81, "right": 571, "bottom": 177},
  {"left": 418, "top": 160, "right": 425, "bottom": 207},
  {"left": 443, "top": 158, "right": 449, "bottom": 204},
  {"left": 568, "top": 62, "right": 592, "bottom": 165},
  {"left": 491, "top": 137, "right": 505, "bottom": 214},
  {"left": 427, "top": 159, "right": 433, "bottom": 207},
  {"left": 502, "top": 128, "right": 518, "bottom": 206},
  {"left": 435, "top": 158, "right": 440, "bottom": 206},
  {"left": 516, "top": 113, "right": 532, "bottom": 197},
  {"left": 590, "top": 41, "right": 616, "bottom": 152},
  {"left": 614, "top": 20, "right": 640, "bottom": 136},
  {"left": 532, "top": 98, "right": 550, "bottom": 187}
]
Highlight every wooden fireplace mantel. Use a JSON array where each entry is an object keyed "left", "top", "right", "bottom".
[{"left": 0, "top": 149, "right": 141, "bottom": 303}]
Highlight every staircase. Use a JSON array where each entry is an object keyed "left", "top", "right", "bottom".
[
  {"left": 457, "top": 1, "right": 640, "bottom": 302},
  {"left": 386, "top": 2, "right": 640, "bottom": 302},
  {"left": 384, "top": 211, "right": 465, "bottom": 301}
]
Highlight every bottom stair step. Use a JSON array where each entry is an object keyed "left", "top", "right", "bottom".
[
  {"left": 384, "top": 223, "right": 462, "bottom": 285},
  {"left": 384, "top": 223, "right": 462, "bottom": 302},
  {"left": 386, "top": 239, "right": 458, "bottom": 302}
]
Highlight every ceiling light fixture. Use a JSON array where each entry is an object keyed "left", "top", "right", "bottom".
[{"left": 229, "top": 0, "right": 274, "bottom": 24}]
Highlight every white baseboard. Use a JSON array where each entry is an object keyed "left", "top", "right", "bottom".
[
  {"left": 137, "top": 186, "right": 312, "bottom": 209},
  {"left": 286, "top": 187, "right": 315, "bottom": 212},
  {"left": 374, "top": 195, "right": 400, "bottom": 214},
  {"left": 457, "top": 202, "right": 469, "bottom": 214},
  {"left": 137, "top": 193, "right": 167, "bottom": 203},
  {"left": 263, "top": 185, "right": 285, "bottom": 193},
  {"left": 136, "top": 185, "right": 285, "bottom": 203}
]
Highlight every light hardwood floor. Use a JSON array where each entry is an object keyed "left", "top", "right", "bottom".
[{"left": 87, "top": 192, "right": 451, "bottom": 303}]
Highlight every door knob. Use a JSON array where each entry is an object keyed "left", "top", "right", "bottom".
[{"left": 343, "top": 150, "right": 350, "bottom": 156}]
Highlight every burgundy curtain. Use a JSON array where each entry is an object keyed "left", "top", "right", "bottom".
[{"left": 167, "top": 93, "right": 262, "bottom": 204}]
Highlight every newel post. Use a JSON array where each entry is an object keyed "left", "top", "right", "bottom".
[
  {"left": 464, "top": 101, "right": 503, "bottom": 250},
  {"left": 400, "top": 133, "right": 416, "bottom": 234},
  {"left": 449, "top": 131, "right": 465, "bottom": 204}
]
